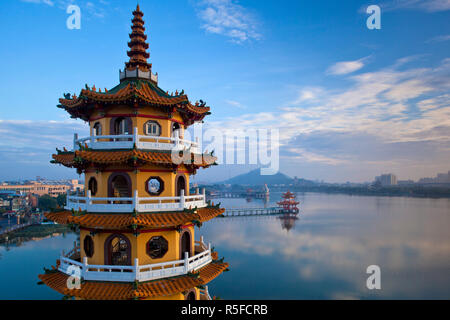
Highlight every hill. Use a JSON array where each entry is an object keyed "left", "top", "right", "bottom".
[{"left": 222, "top": 168, "right": 295, "bottom": 186}]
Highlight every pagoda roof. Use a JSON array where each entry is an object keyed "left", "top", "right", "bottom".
[
  {"left": 44, "top": 206, "right": 225, "bottom": 229},
  {"left": 58, "top": 79, "right": 211, "bottom": 125},
  {"left": 38, "top": 258, "right": 228, "bottom": 300},
  {"left": 51, "top": 149, "right": 217, "bottom": 171}
]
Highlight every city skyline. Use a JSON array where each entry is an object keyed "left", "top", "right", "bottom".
[{"left": 0, "top": 0, "right": 449, "bottom": 183}]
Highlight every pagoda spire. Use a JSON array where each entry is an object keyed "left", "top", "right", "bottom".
[{"left": 125, "top": 4, "right": 151, "bottom": 72}]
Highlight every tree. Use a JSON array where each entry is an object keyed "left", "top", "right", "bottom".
[
  {"left": 56, "top": 194, "right": 66, "bottom": 207},
  {"left": 38, "top": 195, "right": 58, "bottom": 212}
]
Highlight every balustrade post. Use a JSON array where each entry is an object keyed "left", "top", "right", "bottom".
[
  {"left": 134, "top": 258, "right": 139, "bottom": 281},
  {"left": 83, "top": 257, "right": 88, "bottom": 276},
  {"left": 196, "top": 187, "right": 199, "bottom": 195},
  {"left": 133, "top": 126, "right": 138, "bottom": 147},
  {"left": 202, "top": 188, "right": 206, "bottom": 203},
  {"left": 134, "top": 190, "right": 139, "bottom": 212},
  {"left": 73, "top": 133, "right": 78, "bottom": 150},
  {"left": 180, "top": 189, "right": 185, "bottom": 209},
  {"left": 184, "top": 252, "right": 189, "bottom": 273},
  {"left": 175, "top": 130, "right": 180, "bottom": 147},
  {"left": 87, "top": 189, "right": 92, "bottom": 209}
]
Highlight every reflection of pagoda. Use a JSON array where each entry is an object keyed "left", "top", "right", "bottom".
[
  {"left": 277, "top": 191, "right": 300, "bottom": 213},
  {"left": 278, "top": 213, "right": 299, "bottom": 231},
  {"left": 38, "top": 6, "right": 228, "bottom": 300}
]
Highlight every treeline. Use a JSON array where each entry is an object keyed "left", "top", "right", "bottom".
[
  {"left": 38, "top": 194, "right": 66, "bottom": 211},
  {"left": 273, "top": 185, "right": 450, "bottom": 198}
]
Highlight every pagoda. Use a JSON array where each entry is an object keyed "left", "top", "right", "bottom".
[
  {"left": 38, "top": 5, "right": 228, "bottom": 300},
  {"left": 277, "top": 191, "right": 300, "bottom": 213}
]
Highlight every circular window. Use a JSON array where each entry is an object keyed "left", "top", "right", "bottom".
[
  {"left": 146, "top": 236, "right": 168, "bottom": 259},
  {"left": 146, "top": 176, "right": 164, "bottom": 195},
  {"left": 84, "top": 235, "right": 94, "bottom": 258},
  {"left": 88, "top": 177, "right": 98, "bottom": 196}
]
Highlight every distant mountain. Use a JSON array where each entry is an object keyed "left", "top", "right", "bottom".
[{"left": 221, "top": 168, "right": 295, "bottom": 186}]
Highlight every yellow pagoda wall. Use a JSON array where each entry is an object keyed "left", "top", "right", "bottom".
[
  {"left": 88, "top": 105, "right": 185, "bottom": 138},
  {"left": 83, "top": 166, "right": 190, "bottom": 198},
  {"left": 80, "top": 225, "right": 195, "bottom": 266}
]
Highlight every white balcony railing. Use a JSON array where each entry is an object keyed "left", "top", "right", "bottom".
[
  {"left": 65, "top": 189, "right": 207, "bottom": 213},
  {"left": 58, "top": 241, "right": 212, "bottom": 283},
  {"left": 73, "top": 128, "right": 200, "bottom": 153}
]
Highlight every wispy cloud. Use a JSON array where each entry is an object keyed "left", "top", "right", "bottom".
[
  {"left": 0, "top": 119, "right": 87, "bottom": 162},
  {"left": 427, "top": 34, "right": 450, "bottom": 43},
  {"left": 196, "top": 0, "right": 261, "bottom": 43},
  {"left": 382, "top": 0, "right": 450, "bottom": 12},
  {"left": 20, "top": 0, "right": 54, "bottom": 5},
  {"left": 225, "top": 100, "right": 247, "bottom": 109},
  {"left": 326, "top": 57, "right": 369, "bottom": 75},
  {"left": 20, "top": 0, "right": 109, "bottom": 19},
  {"left": 204, "top": 56, "right": 450, "bottom": 181}
]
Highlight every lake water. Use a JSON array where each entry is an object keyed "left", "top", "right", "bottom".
[{"left": 1, "top": 192, "right": 449, "bottom": 299}]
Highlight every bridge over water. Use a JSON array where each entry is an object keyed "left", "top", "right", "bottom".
[{"left": 219, "top": 207, "right": 294, "bottom": 217}]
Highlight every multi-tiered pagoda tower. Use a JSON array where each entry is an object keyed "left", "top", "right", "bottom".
[{"left": 39, "top": 5, "right": 228, "bottom": 300}]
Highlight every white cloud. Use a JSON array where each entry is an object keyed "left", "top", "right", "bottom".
[
  {"left": 326, "top": 57, "right": 367, "bottom": 75},
  {"left": 197, "top": 0, "right": 261, "bottom": 43},
  {"left": 225, "top": 100, "right": 246, "bottom": 109},
  {"left": 291, "top": 87, "right": 325, "bottom": 104},
  {"left": 21, "top": 0, "right": 54, "bottom": 5},
  {"left": 382, "top": 0, "right": 450, "bottom": 12},
  {"left": 203, "top": 56, "right": 450, "bottom": 181},
  {"left": 427, "top": 34, "right": 450, "bottom": 43}
]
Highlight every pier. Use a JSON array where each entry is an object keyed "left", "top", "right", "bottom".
[
  {"left": 219, "top": 207, "right": 291, "bottom": 217},
  {"left": 208, "top": 191, "right": 269, "bottom": 199}
]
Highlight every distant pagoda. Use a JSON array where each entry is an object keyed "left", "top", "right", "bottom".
[
  {"left": 277, "top": 191, "right": 299, "bottom": 213},
  {"left": 38, "top": 5, "right": 228, "bottom": 300}
]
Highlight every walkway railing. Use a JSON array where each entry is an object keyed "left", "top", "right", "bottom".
[
  {"left": 0, "top": 221, "right": 34, "bottom": 236},
  {"left": 65, "top": 189, "right": 207, "bottom": 213},
  {"left": 73, "top": 128, "right": 200, "bottom": 153},
  {"left": 58, "top": 242, "right": 212, "bottom": 283}
]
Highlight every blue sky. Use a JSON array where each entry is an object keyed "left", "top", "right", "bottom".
[{"left": 0, "top": 0, "right": 449, "bottom": 183}]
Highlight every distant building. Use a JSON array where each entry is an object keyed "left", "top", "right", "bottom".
[
  {"left": 374, "top": 174, "right": 398, "bottom": 186},
  {"left": 398, "top": 180, "right": 415, "bottom": 185},
  {"left": 0, "top": 179, "right": 84, "bottom": 197},
  {"left": 418, "top": 170, "right": 450, "bottom": 184}
]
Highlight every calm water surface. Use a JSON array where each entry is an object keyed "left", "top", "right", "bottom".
[{"left": 1, "top": 192, "right": 449, "bottom": 299}]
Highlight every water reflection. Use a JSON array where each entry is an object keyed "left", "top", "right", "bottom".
[
  {"left": 1, "top": 193, "right": 449, "bottom": 299},
  {"left": 201, "top": 193, "right": 450, "bottom": 299}
]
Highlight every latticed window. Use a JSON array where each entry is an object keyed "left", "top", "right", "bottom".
[
  {"left": 84, "top": 235, "right": 94, "bottom": 257},
  {"left": 146, "top": 236, "right": 168, "bottom": 259},
  {"left": 144, "top": 121, "right": 161, "bottom": 136}
]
